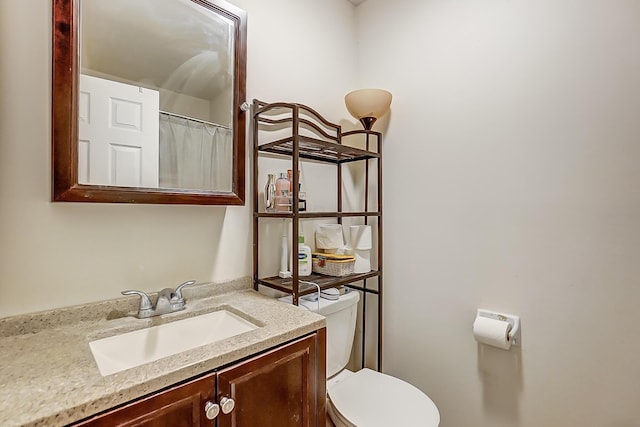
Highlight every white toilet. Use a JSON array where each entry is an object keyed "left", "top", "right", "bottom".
[{"left": 286, "top": 290, "right": 440, "bottom": 427}]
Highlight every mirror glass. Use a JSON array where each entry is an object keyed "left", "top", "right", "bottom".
[{"left": 52, "top": 0, "right": 246, "bottom": 204}]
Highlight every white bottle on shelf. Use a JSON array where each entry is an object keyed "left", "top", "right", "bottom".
[{"left": 298, "top": 235, "right": 312, "bottom": 276}]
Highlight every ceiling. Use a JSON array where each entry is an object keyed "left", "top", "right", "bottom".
[
  {"left": 348, "top": 0, "right": 368, "bottom": 5},
  {"left": 81, "top": 0, "right": 232, "bottom": 100}
]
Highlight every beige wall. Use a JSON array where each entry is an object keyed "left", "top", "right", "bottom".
[
  {"left": 0, "top": 0, "right": 357, "bottom": 317},
  {"left": 357, "top": 0, "right": 640, "bottom": 426}
]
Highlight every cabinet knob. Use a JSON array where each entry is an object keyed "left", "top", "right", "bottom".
[
  {"left": 220, "top": 396, "right": 236, "bottom": 414},
  {"left": 204, "top": 401, "right": 220, "bottom": 420}
]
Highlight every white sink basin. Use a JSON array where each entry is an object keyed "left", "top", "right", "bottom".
[{"left": 90, "top": 309, "right": 259, "bottom": 376}]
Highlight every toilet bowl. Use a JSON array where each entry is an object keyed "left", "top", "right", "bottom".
[
  {"left": 327, "top": 368, "right": 439, "bottom": 427},
  {"left": 281, "top": 290, "right": 440, "bottom": 426}
]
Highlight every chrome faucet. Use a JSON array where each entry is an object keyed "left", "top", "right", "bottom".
[{"left": 122, "top": 280, "right": 196, "bottom": 319}]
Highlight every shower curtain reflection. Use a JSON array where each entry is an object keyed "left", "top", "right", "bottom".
[{"left": 159, "top": 112, "right": 233, "bottom": 191}]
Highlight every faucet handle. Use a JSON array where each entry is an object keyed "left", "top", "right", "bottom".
[
  {"left": 174, "top": 280, "right": 196, "bottom": 301},
  {"left": 122, "top": 290, "right": 153, "bottom": 310}
]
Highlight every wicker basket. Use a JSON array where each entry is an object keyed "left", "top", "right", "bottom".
[{"left": 312, "top": 254, "right": 355, "bottom": 277}]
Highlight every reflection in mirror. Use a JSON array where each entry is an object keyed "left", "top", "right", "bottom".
[
  {"left": 79, "top": 0, "right": 233, "bottom": 191},
  {"left": 52, "top": 0, "right": 246, "bottom": 204}
]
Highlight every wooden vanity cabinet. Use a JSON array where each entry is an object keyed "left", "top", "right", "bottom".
[
  {"left": 72, "top": 330, "right": 326, "bottom": 427},
  {"left": 218, "top": 330, "right": 325, "bottom": 427},
  {"left": 72, "top": 373, "right": 215, "bottom": 427}
]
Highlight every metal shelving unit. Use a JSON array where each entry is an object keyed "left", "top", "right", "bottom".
[{"left": 252, "top": 99, "right": 383, "bottom": 370}]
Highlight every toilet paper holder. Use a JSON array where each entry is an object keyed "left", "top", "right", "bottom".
[{"left": 476, "top": 309, "right": 521, "bottom": 346}]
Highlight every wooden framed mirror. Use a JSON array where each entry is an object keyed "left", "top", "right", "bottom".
[{"left": 52, "top": 0, "right": 246, "bottom": 204}]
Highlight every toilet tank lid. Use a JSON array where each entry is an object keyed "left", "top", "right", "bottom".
[{"left": 278, "top": 289, "right": 359, "bottom": 315}]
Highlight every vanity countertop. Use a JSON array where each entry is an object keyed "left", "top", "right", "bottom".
[{"left": 0, "top": 279, "right": 324, "bottom": 427}]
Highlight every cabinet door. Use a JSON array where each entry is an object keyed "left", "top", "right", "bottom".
[
  {"left": 73, "top": 373, "right": 216, "bottom": 427},
  {"left": 217, "top": 330, "right": 326, "bottom": 427}
]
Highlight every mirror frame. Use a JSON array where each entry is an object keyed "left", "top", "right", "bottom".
[{"left": 52, "top": 0, "right": 246, "bottom": 205}]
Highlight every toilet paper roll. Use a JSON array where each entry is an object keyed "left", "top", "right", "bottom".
[
  {"left": 473, "top": 316, "right": 512, "bottom": 350},
  {"left": 316, "top": 224, "right": 344, "bottom": 251},
  {"left": 349, "top": 225, "right": 372, "bottom": 250},
  {"left": 353, "top": 250, "right": 371, "bottom": 274}
]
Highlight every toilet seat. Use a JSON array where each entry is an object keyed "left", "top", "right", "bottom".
[{"left": 327, "top": 368, "right": 440, "bottom": 427}]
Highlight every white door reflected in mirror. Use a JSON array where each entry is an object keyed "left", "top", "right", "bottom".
[{"left": 79, "top": 74, "right": 160, "bottom": 188}]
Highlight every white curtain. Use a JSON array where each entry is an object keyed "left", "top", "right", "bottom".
[{"left": 159, "top": 113, "right": 233, "bottom": 191}]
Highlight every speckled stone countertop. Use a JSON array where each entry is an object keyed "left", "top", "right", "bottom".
[{"left": 0, "top": 278, "right": 325, "bottom": 427}]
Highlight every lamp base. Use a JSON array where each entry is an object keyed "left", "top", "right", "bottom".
[{"left": 359, "top": 116, "right": 377, "bottom": 130}]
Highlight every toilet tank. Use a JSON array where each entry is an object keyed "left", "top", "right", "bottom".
[{"left": 287, "top": 290, "right": 360, "bottom": 378}]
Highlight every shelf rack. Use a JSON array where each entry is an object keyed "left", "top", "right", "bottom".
[{"left": 252, "top": 99, "right": 383, "bottom": 370}]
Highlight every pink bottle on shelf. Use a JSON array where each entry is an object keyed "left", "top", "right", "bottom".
[{"left": 275, "top": 173, "right": 291, "bottom": 212}]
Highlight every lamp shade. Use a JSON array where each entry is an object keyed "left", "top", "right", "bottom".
[{"left": 344, "top": 88, "right": 392, "bottom": 130}]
